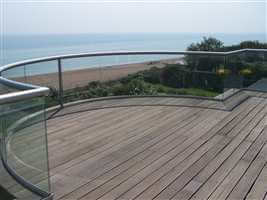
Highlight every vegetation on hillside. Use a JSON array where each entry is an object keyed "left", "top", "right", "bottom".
[
  {"left": 46, "top": 37, "right": 267, "bottom": 107},
  {"left": 58, "top": 65, "right": 220, "bottom": 105},
  {"left": 187, "top": 37, "right": 267, "bottom": 52}
]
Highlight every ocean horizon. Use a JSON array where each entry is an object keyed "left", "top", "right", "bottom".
[{"left": 1, "top": 32, "right": 266, "bottom": 76}]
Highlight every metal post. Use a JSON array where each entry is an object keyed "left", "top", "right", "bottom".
[
  {"left": 57, "top": 59, "right": 64, "bottom": 108},
  {"left": 222, "top": 55, "right": 227, "bottom": 101},
  {"left": 24, "top": 65, "right": 27, "bottom": 83}
]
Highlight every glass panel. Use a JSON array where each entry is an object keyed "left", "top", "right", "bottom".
[
  {"left": 24, "top": 61, "right": 59, "bottom": 88},
  {"left": 62, "top": 57, "right": 102, "bottom": 103},
  {"left": 101, "top": 54, "right": 187, "bottom": 96},
  {"left": 1, "top": 66, "right": 26, "bottom": 82},
  {"left": 0, "top": 80, "right": 23, "bottom": 95},
  {"left": 191, "top": 55, "right": 224, "bottom": 100},
  {"left": 223, "top": 51, "right": 267, "bottom": 109},
  {"left": 24, "top": 61, "right": 60, "bottom": 108},
  {"left": 58, "top": 53, "right": 226, "bottom": 112},
  {"left": 226, "top": 51, "right": 267, "bottom": 91},
  {"left": 242, "top": 51, "right": 267, "bottom": 91},
  {"left": 224, "top": 53, "right": 244, "bottom": 92},
  {"left": 0, "top": 96, "right": 50, "bottom": 199}
]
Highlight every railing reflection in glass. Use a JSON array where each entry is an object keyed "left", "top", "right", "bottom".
[{"left": 0, "top": 96, "right": 50, "bottom": 199}]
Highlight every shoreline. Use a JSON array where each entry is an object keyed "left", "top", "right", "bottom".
[{"left": 12, "top": 57, "right": 185, "bottom": 90}]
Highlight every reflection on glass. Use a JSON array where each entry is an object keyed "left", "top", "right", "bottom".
[
  {"left": 0, "top": 97, "right": 50, "bottom": 199},
  {"left": 60, "top": 54, "right": 223, "bottom": 106}
]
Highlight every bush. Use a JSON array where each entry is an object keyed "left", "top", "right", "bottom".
[
  {"left": 161, "top": 65, "right": 187, "bottom": 88},
  {"left": 120, "top": 73, "right": 143, "bottom": 84},
  {"left": 88, "top": 81, "right": 102, "bottom": 88},
  {"left": 110, "top": 79, "right": 157, "bottom": 96},
  {"left": 142, "top": 67, "right": 162, "bottom": 84},
  {"left": 111, "top": 83, "right": 129, "bottom": 96},
  {"left": 190, "top": 72, "right": 223, "bottom": 92},
  {"left": 126, "top": 79, "right": 157, "bottom": 95}
]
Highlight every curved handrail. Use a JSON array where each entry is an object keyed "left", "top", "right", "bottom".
[
  {"left": 0, "top": 49, "right": 266, "bottom": 104},
  {"left": 1, "top": 49, "right": 266, "bottom": 73}
]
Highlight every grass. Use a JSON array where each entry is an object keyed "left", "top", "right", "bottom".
[
  {"left": 154, "top": 84, "right": 219, "bottom": 97},
  {"left": 47, "top": 64, "right": 223, "bottom": 106},
  {"left": 176, "top": 88, "right": 219, "bottom": 97},
  {"left": 53, "top": 81, "right": 220, "bottom": 106}
]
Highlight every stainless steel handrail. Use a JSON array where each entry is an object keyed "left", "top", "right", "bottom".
[
  {"left": 1, "top": 49, "right": 266, "bottom": 73},
  {"left": 0, "top": 87, "right": 50, "bottom": 104},
  {"left": 0, "top": 49, "right": 266, "bottom": 104}
]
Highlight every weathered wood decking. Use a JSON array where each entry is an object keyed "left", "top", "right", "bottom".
[{"left": 47, "top": 96, "right": 267, "bottom": 200}]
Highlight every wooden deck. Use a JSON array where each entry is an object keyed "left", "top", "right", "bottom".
[{"left": 47, "top": 96, "right": 267, "bottom": 200}]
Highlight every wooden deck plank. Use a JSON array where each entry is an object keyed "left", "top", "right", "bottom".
[
  {"left": 125, "top": 99, "right": 263, "bottom": 200},
  {"left": 48, "top": 106, "right": 166, "bottom": 167},
  {"left": 49, "top": 105, "right": 189, "bottom": 168},
  {"left": 226, "top": 139, "right": 267, "bottom": 199},
  {"left": 48, "top": 107, "right": 158, "bottom": 152},
  {"left": 53, "top": 107, "right": 211, "bottom": 199},
  {"left": 78, "top": 116, "right": 224, "bottom": 200},
  {"left": 48, "top": 107, "right": 147, "bottom": 139},
  {"left": 4, "top": 103, "right": 147, "bottom": 189},
  {"left": 5, "top": 95, "right": 267, "bottom": 199},
  {"left": 40, "top": 97, "right": 267, "bottom": 200},
  {"left": 6, "top": 106, "right": 167, "bottom": 186},
  {"left": 48, "top": 98, "right": 190, "bottom": 145},
  {"left": 246, "top": 158, "right": 267, "bottom": 199},
  {"left": 184, "top": 114, "right": 267, "bottom": 200},
  {"left": 47, "top": 107, "right": 129, "bottom": 134},
  {"left": 75, "top": 98, "right": 255, "bottom": 200},
  {"left": 208, "top": 122, "right": 267, "bottom": 200},
  {"left": 57, "top": 108, "right": 221, "bottom": 200},
  {"left": 49, "top": 101, "right": 201, "bottom": 175},
  {"left": 170, "top": 102, "right": 267, "bottom": 200}
]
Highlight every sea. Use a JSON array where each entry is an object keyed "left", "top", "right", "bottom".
[{"left": 0, "top": 33, "right": 266, "bottom": 76}]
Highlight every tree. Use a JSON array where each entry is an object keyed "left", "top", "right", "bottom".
[
  {"left": 222, "top": 40, "right": 267, "bottom": 51},
  {"left": 186, "top": 37, "right": 224, "bottom": 71},
  {"left": 187, "top": 37, "right": 224, "bottom": 51}
]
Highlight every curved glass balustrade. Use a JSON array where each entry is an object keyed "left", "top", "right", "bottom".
[
  {"left": 0, "top": 49, "right": 266, "bottom": 199},
  {"left": 0, "top": 79, "right": 51, "bottom": 198},
  {"left": 0, "top": 96, "right": 51, "bottom": 199},
  {"left": 2, "top": 50, "right": 266, "bottom": 111}
]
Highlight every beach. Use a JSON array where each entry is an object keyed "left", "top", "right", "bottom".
[{"left": 13, "top": 57, "right": 185, "bottom": 90}]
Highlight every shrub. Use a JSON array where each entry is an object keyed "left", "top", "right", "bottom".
[
  {"left": 239, "top": 68, "right": 253, "bottom": 76},
  {"left": 216, "top": 67, "right": 232, "bottom": 76},
  {"left": 161, "top": 65, "right": 186, "bottom": 88},
  {"left": 111, "top": 84, "right": 129, "bottom": 96},
  {"left": 142, "top": 67, "right": 162, "bottom": 84},
  {"left": 88, "top": 81, "right": 102, "bottom": 88},
  {"left": 120, "top": 73, "right": 143, "bottom": 84},
  {"left": 190, "top": 72, "right": 223, "bottom": 92},
  {"left": 126, "top": 79, "right": 157, "bottom": 95}
]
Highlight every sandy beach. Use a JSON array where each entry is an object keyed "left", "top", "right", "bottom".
[{"left": 12, "top": 57, "right": 185, "bottom": 90}]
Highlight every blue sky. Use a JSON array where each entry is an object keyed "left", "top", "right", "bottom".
[{"left": 1, "top": 0, "right": 266, "bottom": 35}]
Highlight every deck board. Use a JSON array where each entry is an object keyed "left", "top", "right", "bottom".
[
  {"left": 180, "top": 111, "right": 267, "bottom": 200},
  {"left": 50, "top": 101, "right": 200, "bottom": 175},
  {"left": 42, "top": 97, "right": 267, "bottom": 200},
  {"left": 123, "top": 99, "right": 264, "bottom": 200},
  {"left": 246, "top": 159, "right": 267, "bottom": 200},
  {"left": 67, "top": 110, "right": 221, "bottom": 200}
]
